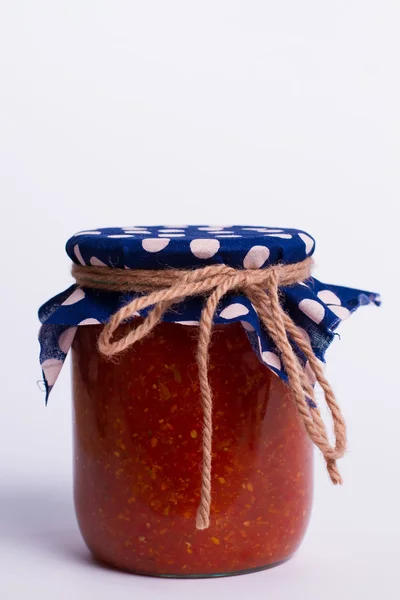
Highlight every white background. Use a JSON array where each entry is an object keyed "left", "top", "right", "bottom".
[{"left": 0, "top": 2, "right": 398, "bottom": 599}]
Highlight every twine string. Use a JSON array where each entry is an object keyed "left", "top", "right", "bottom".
[{"left": 72, "top": 258, "right": 347, "bottom": 530}]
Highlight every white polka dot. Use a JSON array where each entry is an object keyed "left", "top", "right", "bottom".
[
  {"left": 243, "top": 245, "right": 270, "bottom": 269},
  {"left": 215, "top": 234, "right": 242, "bottom": 238},
  {"left": 242, "top": 227, "right": 266, "bottom": 232},
  {"left": 329, "top": 305, "right": 351, "bottom": 320},
  {"left": 263, "top": 233, "right": 292, "bottom": 239},
  {"left": 305, "top": 361, "right": 317, "bottom": 385},
  {"left": 59, "top": 327, "right": 78, "bottom": 353},
  {"left": 142, "top": 238, "right": 170, "bottom": 252},
  {"left": 242, "top": 227, "right": 283, "bottom": 233},
  {"left": 158, "top": 233, "right": 185, "bottom": 237},
  {"left": 297, "top": 326, "right": 311, "bottom": 344},
  {"left": 177, "top": 320, "right": 200, "bottom": 326},
  {"left": 41, "top": 358, "right": 63, "bottom": 387},
  {"left": 298, "top": 233, "right": 315, "bottom": 255},
  {"left": 74, "top": 244, "right": 85, "bottom": 265},
  {"left": 241, "top": 321, "right": 255, "bottom": 332},
  {"left": 298, "top": 299, "right": 325, "bottom": 324},
  {"left": 190, "top": 238, "right": 220, "bottom": 259},
  {"left": 262, "top": 351, "right": 282, "bottom": 371},
  {"left": 210, "top": 230, "right": 234, "bottom": 234},
  {"left": 197, "top": 227, "right": 224, "bottom": 231},
  {"left": 124, "top": 229, "right": 151, "bottom": 234},
  {"left": 107, "top": 234, "right": 134, "bottom": 238},
  {"left": 122, "top": 226, "right": 147, "bottom": 230},
  {"left": 317, "top": 290, "right": 341, "bottom": 305},
  {"left": 62, "top": 288, "right": 85, "bottom": 305},
  {"left": 74, "top": 231, "right": 101, "bottom": 236},
  {"left": 90, "top": 256, "right": 107, "bottom": 267},
  {"left": 219, "top": 303, "right": 249, "bottom": 319},
  {"left": 158, "top": 229, "right": 185, "bottom": 233},
  {"left": 79, "top": 318, "right": 101, "bottom": 325}
]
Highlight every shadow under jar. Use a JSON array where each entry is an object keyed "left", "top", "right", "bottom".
[{"left": 72, "top": 321, "right": 313, "bottom": 578}]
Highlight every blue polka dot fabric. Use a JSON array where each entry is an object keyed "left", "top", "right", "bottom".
[
  {"left": 38, "top": 225, "right": 380, "bottom": 400},
  {"left": 65, "top": 225, "right": 316, "bottom": 270}
]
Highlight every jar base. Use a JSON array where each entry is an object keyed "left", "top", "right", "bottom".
[{"left": 89, "top": 550, "right": 292, "bottom": 579}]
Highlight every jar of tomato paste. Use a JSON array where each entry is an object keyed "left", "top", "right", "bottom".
[{"left": 38, "top": 225, "right": 379, "bottom": 577}]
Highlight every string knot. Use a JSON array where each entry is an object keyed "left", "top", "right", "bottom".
[{"left": 72, "top": 257, "right": 347, "bottom": 529}]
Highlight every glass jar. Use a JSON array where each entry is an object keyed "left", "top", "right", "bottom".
[{"left": 72, "top": 320, "right": 313, "bottom": 577}]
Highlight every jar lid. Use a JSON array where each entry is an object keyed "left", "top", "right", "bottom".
[
  {"left": 66, "top": 225, "right": 315, "bottom": 270},
  {"left": 39, "top": 225, "right": 380, "bottom": 399}
]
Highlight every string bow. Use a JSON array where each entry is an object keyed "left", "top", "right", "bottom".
[{"left": 73, "top": 258, "right": 346, "bottom": 530}]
